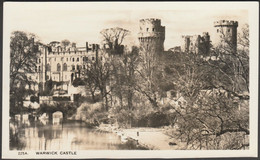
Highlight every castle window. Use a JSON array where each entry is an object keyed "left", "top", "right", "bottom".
[
  {"left": 35, "top": 66, "right": 37, "bottom": 72},
  {"left": 39, "top": 66, "right": 41, "bottom": 72},
  {"left": 72, "top": 58, "right": 75, "bottom": 62},
  {"left": 63, "top": 63, "right": 67, "bottom": 71},
  {"left": 46, "top": 64, "right": 51, "bottom": 71},
  {"left": 39, "top": 58, "right": 41, "bottom": 63},
  {"left": 92, "top": 57, "right": 95, "bottom": 60},
  {"left": 152, "top": 28, "right": 155, "bottom": 31},
  {"left": 146, "top": 28, "right": 149, "bottom": 32},
  {"left": 57, "top": 63, "right": 61, "bottom": 71},
  {"left": 76, "top": 65, "right": 79, "bottom": 70},
  {"left": 77, "top": 57, "right": 79, "bottom": 62},
  {"left": 72, "top": 65, "right": 75, "bottom": 71}
]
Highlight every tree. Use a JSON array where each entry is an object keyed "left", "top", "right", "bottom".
[
  {"left": 61, "top": 39, "right": 70, "bottom": 47},
  {"left": 162, "top": 24, "right": 249, "bottom": 149},
  {"left": 10, "top": 31, "right": 40, "bottom": 116},
  {"left": 100, "top": 27, "right": 130, "bottom": 55},
  {"left": 83, "top": 51, "right": 111, "bottom": 111},
  {"left": 134, "top": 46, "right": 163, "bottom": 108}
]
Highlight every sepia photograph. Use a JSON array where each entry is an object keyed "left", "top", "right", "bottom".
[{"left": 2, "top": 1, "right": 259, "bottom": 159}]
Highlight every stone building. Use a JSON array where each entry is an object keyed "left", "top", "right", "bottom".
[
  {"left": 27, "top": 41, "right": 100, "bottom": 94},
  {"left": 181, "top": 32, "right": 210, "bottom": 55},
  {"left": 213, "top": 20, "right": 238, "bottom": 53},
  {"left": 138, "top": 18, "right": 165, "bottom": 53}
]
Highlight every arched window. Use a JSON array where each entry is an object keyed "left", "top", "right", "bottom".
[
  {"left": 72, "top": 65, "right": 75, "bottom": 71},
  {"left": 39, "top": 66, "right": 41, "bottom": 72},
  {"left": 63, "top": 63, "right": 67, "bottom": 71},
  {"left": 77, "top": 57, "right": 79, "bottom": 61},
  {"left": 72, "top": 58, "right": 75, "bottom": 62},
  {"left": 35, "top": 66, "right": 37, "bottom": 72},
  {"left": 77, "top": 65, "right": 80, "bottom": 70},
  {"left": 46, "top": 63, "right": 51, "bottom": 71},
  {"left": 57, "top": 63, "right": 61, "bottom": 71}
]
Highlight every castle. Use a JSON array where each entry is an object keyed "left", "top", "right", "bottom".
[
  {"left": 26, "top": 18, "right": 239, "bottom": 101},
  {"left": 213, "top": 20, "right": 238, "bottom": 53},
  {"left": 27, "top": 41, "right": 101, "bottom": 98},
  {"left": 180, "top": 20, "right": 238, "bottom": 55},
  {"left": 180, "top": 32, "right": 210, "bottom": 55},
  {"left": 138, "top": 18, "right": 165, "bottom": 53}
]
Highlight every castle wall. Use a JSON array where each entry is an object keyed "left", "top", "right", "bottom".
[{"left": 181, "top": 32, "right": 210, "bottom": 55}]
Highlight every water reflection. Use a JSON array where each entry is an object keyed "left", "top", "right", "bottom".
[{"left": 12, "top": 122, "right": 123, "bottom": 150}]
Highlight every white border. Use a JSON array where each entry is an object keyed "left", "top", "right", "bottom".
[{"left": 2, "top": 2, "right": 259, "bottom": 159}]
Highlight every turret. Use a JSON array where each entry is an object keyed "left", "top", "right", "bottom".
[
  {"left": 214, "top": 20, "right": 238, "bottom": 53},
  {"left": 138, "top": 18, "right": 165, "bottom": 53}
]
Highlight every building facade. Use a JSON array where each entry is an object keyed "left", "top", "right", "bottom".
[
  {"left": 138, "top": 18, "right": 165, "bottom": 53},
  {"left": 27, "top": 41, "right": 100, "bottom": 94}
]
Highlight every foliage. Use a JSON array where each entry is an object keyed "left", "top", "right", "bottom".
[{"left": 10, "top": 31, "right": 40, "bottom": 116}]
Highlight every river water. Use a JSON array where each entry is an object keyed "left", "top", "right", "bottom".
[{"left": 11, "top": 122, "right": 125, "bottom": 150}]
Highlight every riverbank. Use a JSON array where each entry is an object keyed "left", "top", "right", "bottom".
[{"left": 97, "top": 124, "right": 187, "bottom": 150}]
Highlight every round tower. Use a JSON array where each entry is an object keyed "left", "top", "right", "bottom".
[
  {"left": 214, "top": 20, "right": 238, "bottom": 53},
  {"left": 138, "top": 18, "right": 165, "bottom": 53}
]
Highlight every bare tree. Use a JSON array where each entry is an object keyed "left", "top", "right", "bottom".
[{"left": 100, "top": 27, "right": 130, "bottom": 55}]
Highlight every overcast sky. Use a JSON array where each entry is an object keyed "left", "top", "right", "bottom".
[{"left": 5, "top": 2, "right": 249, "bottom": 50}]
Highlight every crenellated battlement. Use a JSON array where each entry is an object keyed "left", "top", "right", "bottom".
[
  {"left": 140, "top": 18, "right": 161, "bottom": 25},
  {"left": 214, "top": 20, "right": 238, "bottom": 27}
]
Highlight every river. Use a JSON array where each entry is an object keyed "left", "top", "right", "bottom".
[{"left": 10, "top": 121, "right": 134, "bottom": 150}]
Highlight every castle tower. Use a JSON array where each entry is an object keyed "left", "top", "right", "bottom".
[
  {"left": 138, "top": 18, "right": 165, "bottom": 53},
  {"left": 214, "top": 20, "right": 238, "bottom": 53}
]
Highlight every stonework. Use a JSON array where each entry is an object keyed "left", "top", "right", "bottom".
[
  {"left": 181, "top": 20, "right": 238, "bottom": 55},
  {"left": 28, "top": 41, "right": 100, "bottom": 93},
  {"left": 138, "top": 18, "right": 165, "bottom": 53},
  {"left": 181, "top": 32, "right": 210, "bottom": 55},
  {"left": 214, "top": 20, "right": 238, "bottom": 53}
]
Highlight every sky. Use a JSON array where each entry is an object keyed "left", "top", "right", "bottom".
[{"left": 4, "top": 2, "right": 249, "bottom": 50}]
